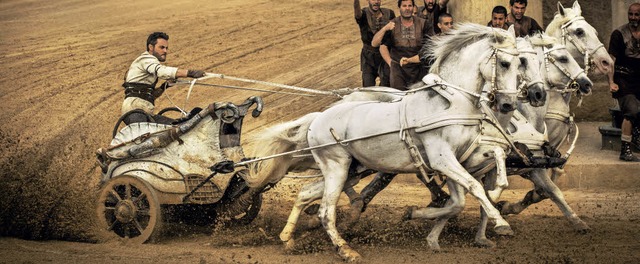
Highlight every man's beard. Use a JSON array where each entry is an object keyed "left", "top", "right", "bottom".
[
  {"left": 154, "top": 54, "right": 166, "bottom": 62},
  {"left": 630, "top": 20, "right": 639, "bottom": 28}
]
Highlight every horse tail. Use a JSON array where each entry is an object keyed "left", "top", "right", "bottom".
[{"left": 244, "top": 112, "right": 319, "bottom": 188}]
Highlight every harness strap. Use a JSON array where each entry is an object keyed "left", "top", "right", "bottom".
[{"left": 402, "top": 129, "right": 434, "bottom": 182}]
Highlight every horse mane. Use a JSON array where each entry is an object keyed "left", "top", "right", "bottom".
[
  {"left": 528, "top": 32, "right": 558, "bottom": 47},
  {"left": 424, "top": 23, "right": 516, "bottom": 74},
  {"left": 545, "top": 5, "right": 580, "bottom": 36}
]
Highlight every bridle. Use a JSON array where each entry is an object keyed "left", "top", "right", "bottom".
[
  {"left": 559, "top": 16, "right": 606, "bottom": 73},
  {"left": 515, "top": 45, "right": 545, "bottom": 102},
  {"left": 540, "top": 44, "right": 589, "bottom": 96},
  {"left": 483, "top": 47, "right": 521, "bottom": 105}
]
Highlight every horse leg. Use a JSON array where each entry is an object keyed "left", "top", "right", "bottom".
[
  {"left": 359, "top": 172, "right": 397, "bottom": 212},
  {"left": 429, "top": 152, "right": 513, "bottom": 236},
  {"left": 315, "top": 155, "right": 361, "bottom": 262},
  {"left": 416, "top": 172, "right": 450, "bottom": 208},
  {"left": 496, "top": 169, "right": 553, "bottom": 215},
  {"left": 339, "top": 176, "right": 365, "bottom": 230},
  {"left": 485, "top": 147, "right": 508, "bottom": 201},
  {"left": 528, "top": 168, "right": 590, "bottom": 233},
  {"left": 474, "top": 207, "right": 497, "bottom": 248},
  {"left": 279, "top": 179, "right": 324, "bottom": 251},
  {"left": 424, "top": 180, "right": 466, "bottom": 250}
]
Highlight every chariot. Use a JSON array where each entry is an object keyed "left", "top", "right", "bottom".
[{"left": 95, "top": 96, "right": 264, "bottom": 243}]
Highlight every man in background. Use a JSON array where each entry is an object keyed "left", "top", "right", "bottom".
[
  {"left": 416, "top": 0, "right": 449, "bottom": 35},
  {"left": 489, "top": 5, "right": 511, "bottom": 30},
  {"left": 354, "top": 0, "right": 396, "bottom": 87},
  {"left": 372, "top": 0, "right": 430, "bottom": 90},
  {"left": 507, "top": 0, "right": 542, "bottom": 37},
  {"left": 608, "top": 3, "right": 640, "bottom": 161}
]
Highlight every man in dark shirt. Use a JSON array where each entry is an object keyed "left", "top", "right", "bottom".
[
  {"left": 416, "top": 0, "right": 449, "bottom": 35},
  {"left": 608, "top": 3, "right": 640, "bottom": 161},
  {"left": 372, "top": 0, "right": 431, "bottom": 90},
  {"left": 355, "top": 0, "right": 396, "bottom": 87},
  {"left": 488, "top": 5, "right": 512, "bottom": 30},
  {"left": 507, "top": 0, "right": 543, "bottom": 37}
]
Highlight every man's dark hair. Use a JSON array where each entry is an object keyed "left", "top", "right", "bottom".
[
  {"left": 438, "top": 13, "right": 452, "bottom": 23},
  {"left": 510, "top": 0, "right": 527, "bottom": 6},
  {"left": 397, "top": 0, "right": 415, "bottom": 8},
  {"left": 492, "top": 5, "right": 508, "bottom": 16},
  {"left": 146, "top": 32, "right": 169, "bottom": 51}
]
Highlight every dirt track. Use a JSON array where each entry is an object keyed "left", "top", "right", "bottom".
[{"left": 1, "top": 0, "right": 638, "bottom": 263}]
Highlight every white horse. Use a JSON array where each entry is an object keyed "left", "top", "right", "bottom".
[
  {"left": 271, "top": 24, "right": 524, "bottom": 261},
  {"left": 545, "top": 1, "right": 613, "bottom": 75},
  {"left": 495, "top": 0, "right": 612, "bottom": 224},
  {"left": 475, "top": 33, "right": 594, "bottom": 245}
]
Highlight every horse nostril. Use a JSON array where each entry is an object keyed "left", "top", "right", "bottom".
[
  {"left": 501, "top": 103, "right": 515, "bottom": 112},
  {"left": 535, "top": 92, "right": 544, "bottom": 100}
]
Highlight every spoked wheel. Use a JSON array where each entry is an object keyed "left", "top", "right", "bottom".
[
  {"left": 231, "top": 192, "right": 262, "bottom": 225},
  {"left": 96, "top": 175, "right": 162, "bottom": 243}
]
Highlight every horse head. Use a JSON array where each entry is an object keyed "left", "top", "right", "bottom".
[
  {"left": 529, "top": 33, "right": 593, "bottom": 96},
  {"left": 426, "top": 23, "right": 521, "bottom": 114},
  {"left": 516, "top": 36, "right": 546, "bottom": 107},
  {"left": 546, "top": 0, "right": 613, "bottom": 75}
]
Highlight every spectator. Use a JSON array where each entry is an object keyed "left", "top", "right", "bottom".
[
  {"left": 488, "top": 5, "right": 511, "bottom": 30},
  {"left": 416, "top": 0, "right": 449, "bottom": 35},
  {"left": 354, "top": 0, "right": 396, "bottom": 87},
  {"left": 507, "top": 0, "right": 543, "bottom": 37},
  {"left": 608, "top": 3, "right": 640, "bottom": 161},
  {"left": 372, "top": 0, "right": 431, "bottom": 90}
]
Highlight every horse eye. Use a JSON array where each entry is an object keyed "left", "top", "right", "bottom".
[
  {"left": 500, "top": 61, "right": 511, "bottom": 68},
  {"left": 558, "top": 56, "right": 569, "bottom": 63},
  {"left": 519, "top": 57, "right": 527, "bottom": 67},
  {"left": 575, "top": 28, "right": 585, "bottom": 37}
]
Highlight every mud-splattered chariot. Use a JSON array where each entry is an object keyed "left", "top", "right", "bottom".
[{"left": 95, "top": 96, "right": 264, "bottom": 243}]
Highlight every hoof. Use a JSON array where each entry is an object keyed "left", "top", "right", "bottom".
[
  {"left": 338, "top": 245, "right": 362, "bottom": 262},
  {"left": 279, "top": 230, "right": 291, "bottom": 243},
  {"left": 573, "top": 221, "right": 591, "bottom": 234},
  {"left": 427, "top": 239, "right": 441, "bottom": 251},
  {"left": 495, "top": 201, "right": 510, "bottom": 215},
  {"left": 473, "top": 238, "right": 496, "bottom": 248},
  {"left": 283, "top": 238, "right": 296, "bottom": 253},
  {"left": 402, "top": 206, "right": 416, "bottom": 221},
  {"left": 494, "top": 225, "right": 514, "bottom": 236}
]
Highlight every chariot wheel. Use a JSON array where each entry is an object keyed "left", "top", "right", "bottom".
[
  {"left": 231, "top": 192, "right": 262, "bottom": 225},
  {"left": 96, "top": 175, "right": 162, "bottom": 243}
]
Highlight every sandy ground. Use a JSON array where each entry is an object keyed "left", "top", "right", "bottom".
[{"left": 0, "top": 0, "right": 637, "bottom": 263}]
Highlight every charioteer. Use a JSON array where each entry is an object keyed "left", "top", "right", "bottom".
[{"left": 121, "top": 32, "right": 206, "bottom": 124}]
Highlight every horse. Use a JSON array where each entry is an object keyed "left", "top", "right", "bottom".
[
  {"left": 473, "top": 33, "right": 594, "bottom": 245},
  {"left": 495, "top": 0, "right": 612, "bottom": 224},
  {"left": 262, "top": 24, "right": 525, "bottom": 261},
  {"left": 342, "top": 34, "right": 594, "bottom": 249}
]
